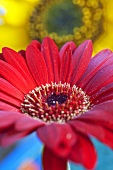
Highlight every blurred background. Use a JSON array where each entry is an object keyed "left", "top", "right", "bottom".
[
  {"left": 1, "top": 0, "right": 113, "bottom": 169},
  {"left": 1, "top": 135, "right": 113, "bottom": 170},
  {"left": 0, "top": 0, "right": 113, "bottom": 53}
]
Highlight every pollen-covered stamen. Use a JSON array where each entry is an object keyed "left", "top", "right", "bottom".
[{"left": 21, "top": 82, "right": 90, "bottom": 123}]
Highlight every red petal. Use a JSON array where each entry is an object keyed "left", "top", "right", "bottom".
[
  {"left": 26, "top": 44, "right": 48, "bottom": 85},
  {"left": 0, "top": 111, "right": 22, "bottom": 131},
  {"left": 100, "top": 127, "right": 113, "bottom": 149},
  {"left": 0, "top": 60, "right": 31, "bottom": 93},
  {"left": 43, "top": 146, "right": 67, "bottom": 170},
  {"left": 91, "top": 83, "right": 113, "bottom": 104},
  {"left": 93, "top": 93, "right": 113, "bottom": 105},
  {"left": 0, "top": 53, "right": 5, "bottom": 60},
  {"left": 2, "top": 47, "right": 36, "bottom": 89},
  {"left": 18, "top": 50, "right": 26, "bottom": 58},
  {"left": 102, "top": 121, "right": 113, "bottom": 131},
  {"left": 77, "top": 49, "right": 112, "bottom": 88},
  {"left": 84, "top": 64, "right": 113, "bottom": 95},
  {"left": 37, "top": 123, "right": 77, "bottom": 157},
  {"left": 78, "top": 102, "right": 113, "bottom": 125},
  {"left": 91, "top": 82, "right": 113, "bottom": 101},
  {"left": 0, "top": 77, "right": 24, "bottom": 100},
  {"left": 0, "top": 101, "right": 19, "bottom": 111},
  {"left": 30, "top": 40, "right": 41, "bottom": 50},
  {"left": 0, "top": 130, "right": 28, "bottom": 146},
  {"left": 69, "top": 119, "right": 113, "bottom": 149},
  {"left": 15, "top": 116, "right": 44, "bottom": 132},
  {"left": 60, "top": 45, "right": 73, "bottom": 83},
  {"left": 69, "top": 120, "right": 104, "bottom": 140},
  {"left": 69, "top": 134, "right": 97, "bottom": 169},
  {"left": 71, "top": 40, "right": 92, "bottom": 85},
  {"left": 41, "top": 37, "right": 60, "bottom": 83},
  {"left": 92, "top": 101, "right": 113, "bottom": 114},
  {"left": 0, "top": 91, "right": 21, "bottom": 107},
  {"left": 0, "top": 111, "right": 28, "bottom": 146},
  {"left": 79, "top": 109, "right": 113, "bottom": 123},
  {"left": 60, "top": 41, "right": 76, "bottom": 56}
]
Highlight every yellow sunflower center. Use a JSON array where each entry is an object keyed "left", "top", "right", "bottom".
[
  {"left": 28, "top": 0, "right": 104, "bottom": 46},
  {"left": 21, "top": 82, "right": 90, "bottom": 123}
]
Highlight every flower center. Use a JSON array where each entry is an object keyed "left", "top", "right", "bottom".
[
  {"left": 47, "top": 93, "right": 67, "bottom": 106},
  {"left": 42, "top": 0, "right": 83, "bottom": 36},
  {"left": 21, "top": 82, "right": 90, "bottom": 123},
  {"left": 28, "top": 0, "right": 104, "bottom": 47}
]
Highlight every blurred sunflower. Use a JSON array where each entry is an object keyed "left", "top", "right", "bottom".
[{"left": 0, "top": 0, "right": 113, "bottom": 53}]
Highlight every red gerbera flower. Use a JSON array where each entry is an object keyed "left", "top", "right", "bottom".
[{"left": 1, "top": 37, "right": 113, "bottom": 170}]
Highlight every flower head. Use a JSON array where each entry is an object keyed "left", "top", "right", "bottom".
[
  {"left": 29, "top": 0, "right": 104, "bottom": 47},
  {"left": 1, "top": 37, "right": 113, "bottom": 169},
  {"left": 0, "top": 0, "right": 113, "bottom": 53}
]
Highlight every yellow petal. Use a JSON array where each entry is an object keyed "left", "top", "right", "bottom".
[
  {"left": 24, "top": 0, "right": 40, "bottom": 4},
  {"left": 0, "top": 0, "right": 35, "bottom": 26},
  {"left": 0, "top": 25, "right": 30, "bottom": 51},
  {"left": 94, "top": 23, "right": 113, "bottom": 54},
  {"left": 103, "top": 0, "right": 113, "bottom": 23}
]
